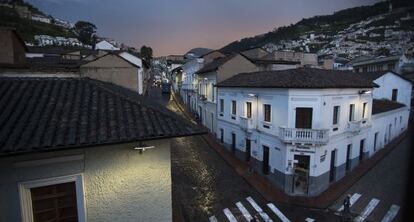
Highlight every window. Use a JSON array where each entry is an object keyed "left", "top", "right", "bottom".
[
  {"left": 264, "top": 104, "right": 271, "bottom": 122},
  {"left": 19, "top": 175, "right": 86, "bottom": 222},
  {"left": 220, "top": 128, "right": 224, "bottom": 143},
  {"left": 219, "top": 99, "right": 224, "bottom": 113},
  {"left": 362, "top": 102, "right": 367, "bottom": 119},
  {"left": 400, "top": 116, "right": 402, "bottom": 124},
  {"left": 374, "top": 132, "right": 379, "bottom": 151},
  {"left": 349, "top": 104, "right": 355, "bottom": 121},
  {"left": 333, "top": 106, "right": 340, "bottom": 125},
  {"left": 387, "top": 63, "right": 395, "bottom": 71},
  {"left": 246, "top": 102, "right": 252, "bottom": 118},
  {"left": 231, "top": 100, "right": 236, "bottom": 115},
  {"left": 359, "top": 139, "right": 365, "bottom": 161},
  {"left": 392, "top": 89, "right": 398, "bottom": 101}
]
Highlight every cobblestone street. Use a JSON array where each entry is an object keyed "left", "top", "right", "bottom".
[{"left": 148, "top": 86, "right": 336, "bottom": 221}]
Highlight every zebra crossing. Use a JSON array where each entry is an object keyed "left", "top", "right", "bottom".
[
  {"left": 332, "top": 193, "right": 401, "bottom": 222},
  {"left": 209, "top": 196, "right": 293, "bottom": 222}
]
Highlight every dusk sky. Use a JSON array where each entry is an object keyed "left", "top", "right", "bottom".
[{"left": 27, "top": 0, "right": 380, "bottom": 56}]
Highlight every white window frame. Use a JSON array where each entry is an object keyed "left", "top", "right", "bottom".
[{"left": 18, "top": 174, "right": 87, "bottom": 222}]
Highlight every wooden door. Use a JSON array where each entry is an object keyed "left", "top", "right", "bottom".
[
  {"left": 295, "top": 108, "right": 313, "bottom": 129},
  {"left": 262, "top": 145, "right": 270, "bottom": 175},
  {"left": 245, "top": 139, "right": 251, "bottom": 162}
]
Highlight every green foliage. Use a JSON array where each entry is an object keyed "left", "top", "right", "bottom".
[
  {"left": 0, "top": 6, "right": 76, "bottom": 42},
  {"left": 74, "top": 21, "right": 97, "bottom": 45},
  {"left": 140, "top": 45, "right": 153, "bottom": 62}
]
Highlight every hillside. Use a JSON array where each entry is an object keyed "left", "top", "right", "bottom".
[
  {"left": 0, "top": 0, "right": 77, "bottom": 43},
  {"left": 220, "top": 0, "right": 414, "bottom": 58}
]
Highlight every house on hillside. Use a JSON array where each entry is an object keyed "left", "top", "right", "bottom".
[
  {"left": 0, "top": 77, "right": 204, "bottom": 222},
  {"left": 195, "top": 53, "right": 257, "bottom": 133},
  {"left": 80, "top": 52, "right": 148, "bottom": 95},
  {"left": 216, "top": 68, "right": 410, "bottom": 196},
  {"left": 0, "top": 27, "right": 27, "bottom": 66},
  {"left": 95, "top": 40, "right": 120, "bottom": 51}
]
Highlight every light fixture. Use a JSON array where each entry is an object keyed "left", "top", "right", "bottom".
[
  {"left": 133, "top": 145, "right": 155, "bottom": 154},
  {"left": 204, "top": 77, "right": 208, "bottom": 80},
  {"left": 358, "top": 90, "right": 371, "bottom": 94},
  {"left": 248, "top": 93, "right": 257, "bottom": 97}
]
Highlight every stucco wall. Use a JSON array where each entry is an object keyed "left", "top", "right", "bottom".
[
  {"left": 217, "top": 54, "right": 257, "bottom": 83},
  {"left": 373, "top": 72, "right": 412, "bottom": 107},
  {"left": 0, "top": 30, "right": 15, "bottom": 64},
  {"left": 80, "top": 54, "right": 140, "bottom": 93},
  {"left": 0, "top": 139, "right": 172, "bottom": 222}
]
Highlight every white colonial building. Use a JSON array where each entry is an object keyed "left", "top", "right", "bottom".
[
  {"left": 216, "top": 68, "right": 411, "bottom": 196},
  {"left": 180, "top": 57, "right": 204, "bottom": 112}
]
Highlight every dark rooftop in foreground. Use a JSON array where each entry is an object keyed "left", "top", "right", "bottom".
[
  {"left": 217, "top": 68, "right": 378, "bottom": 88},
  {"left": 0, "top": 77, "right": 205, "bottom": 156},
  {"left": 372, "top": 99, "right": 406, "bottom": 115}
]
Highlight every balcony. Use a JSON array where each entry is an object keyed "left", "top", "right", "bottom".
[
  {"left": 279, "top": 127, "right": 329, "bottom": 145},
  {"left": 239, "top": 117, "right": 255, "bottom": 133},
  {"left": 346, "top": 120, "right": 361, "bottom": 133}
]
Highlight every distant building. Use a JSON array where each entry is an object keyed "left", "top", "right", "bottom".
[
  {"left": 353, "top": 53, "right": 414, "bottom": 74},
  {"left": 95, "top": 40, "right": 120, "bottom": 51},
  {"left": 31, "top": 14, "right": 51, "bottom": 24},
  {"left": 80, "top": 52, "right": 148, "bottom": 95},
  {"left": 195, "top": 53, "right": 257, "bottom": 133},
  {"left": 270, "top": 51, "right": 318, "bottom": 67},
  {"left": 0, "top": 27, "right": 27, "bottom": 66}
]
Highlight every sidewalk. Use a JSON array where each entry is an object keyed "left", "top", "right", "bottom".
[{"left": 171, "top": 91, "right": 407, "bottom": 209}]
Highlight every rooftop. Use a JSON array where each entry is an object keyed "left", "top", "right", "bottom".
[
  {"left": 0, "top": 77, "right": 204, "bottom": 156},
  {"left": 217, "top": 68, "right": 378, "bottom": 89},
  {"left": 372, "top": 99, "right": 405, "bottom": 115},
  {"left": 196, "top": 55, "right": 236, "bottom": 74}
]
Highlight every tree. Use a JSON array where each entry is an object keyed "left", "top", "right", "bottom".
[
  {"left": 140, "top": 45, "right": 153, "bottom": 61},
  {"left": 74, "top": 21, "right": 97, "bottom": 46}
]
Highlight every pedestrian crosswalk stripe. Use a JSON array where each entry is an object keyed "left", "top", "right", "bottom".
[
  {"left": 246, "top": 197, "right": 273, "bottom": 222},
  {"left": 338, "top": 193, "right": 362, "bottom": 212},
  {"left": 223, "top": 208, "right": 238, "bottom": 222},
  {"left": 267, "top": 203, "right": 290, "bottom": 222},
  {"left": 236, "top": 201, "right": 253, "bottom": 221},
  {"left": 305, "top": 218, "right": 315, "bottom": 222},
  {"left": 380, "top": 204, "right": 400, "bottom": 222},
  {"left": 354, "top": 198, "right": 380, "bottom": 222},
  {"left": 209, "top": 215, "right": 218, "bottom": 222}
]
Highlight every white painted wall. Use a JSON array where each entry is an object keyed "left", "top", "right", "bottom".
[
  {"left": 372, "top": 72, "right": 412, "bottom": 107},
  {"left": 95, "top": 40, "right": 120, "bottom": 51},
  {"left": 0, "top": 139, "right": 172, "bottom": 222},
  {"left": 217, "top": 87, "right": 373, "bottom": 177}
]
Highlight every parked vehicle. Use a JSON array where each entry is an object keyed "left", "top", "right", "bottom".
[{"left": 161, "top": 80, "right": 171, "bottom": 94}]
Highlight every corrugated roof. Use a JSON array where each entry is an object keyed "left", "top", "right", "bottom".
[{"left": 0, "top": 77, "right": 205, "bottom": 156}]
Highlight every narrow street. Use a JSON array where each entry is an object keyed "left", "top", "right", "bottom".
[
  {"left": 148, "top": 86, "right": 337, "bottom": 222},
  {"left": 329, "top": 125, "right": 413, "bottom": 222}
]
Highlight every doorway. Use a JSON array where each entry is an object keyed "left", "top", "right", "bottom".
[
  {"left": 359, "top": 139, "right": 365, "bottom": 162},
  {"left": 329, "top": 150, "right": 337, "bottom": 182},
  {"left": 295, "top": 108, "right": 313, "bottom": 129},
  {"left": 262, "top": 145, "right": 270, "bottom": 175},
  {"left": 231, "top": 133, "right": 236, "bottom": 154},
  {"left": 245, "top": 139, "right": 251, "bottom": 162},
  {"left": 293, "top": 155, "right": 310, "bottom": 195},
  {"left": 346, "top": 144, "right": 352, "bottom": 172}
]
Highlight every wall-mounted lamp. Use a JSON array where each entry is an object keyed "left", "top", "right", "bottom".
[
  {"left": 248, "top": 93, "right": 257, "bottom": 97},
  {"left": 358, "top": 90, "right": 371, "bottom": 95},
  {"left": 204, "top": 77, "right": 208, "bottom": 80},
  {"left": 133, "top": 145, "right": 155, "bottom": 154}
]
